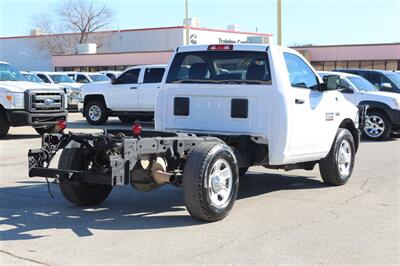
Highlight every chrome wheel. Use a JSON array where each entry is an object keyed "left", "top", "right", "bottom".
[
  {"left": 337, "top": 139, "right": 352, "bottom": 177},
  {"left": 208, "top": 159, "right": 233, "bottom": 208},
  {"left": 88, "top": 105, "right": 101, "bottom": 122},
  {"left": 364, "top": 115, "right": 385, "bottom": 138}
]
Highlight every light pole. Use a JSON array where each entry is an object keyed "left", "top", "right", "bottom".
[
  {"left": 277, "top": 0, "right": 282, "bottom": 45},
  {"left": 185, "top": 0, "right": 189, "bottom": 45}
]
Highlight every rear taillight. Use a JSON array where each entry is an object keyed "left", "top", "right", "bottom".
[{"left": 208, "top": 44, "right": 233, "bottom": 51}]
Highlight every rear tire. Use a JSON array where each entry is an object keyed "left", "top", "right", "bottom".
[
  {"left": 84, "top": 100, "right": 108, "bottom": 125},
  {"left": 118, "top": 115, "right": 137, "bottom": 123},
  {"left": 58, "top": 148, "right": 112, "bottom": 206},
  {"left": 363, "top": 110, "right": 391, "bottom": 140},
  {"left": 183, "top": 142, "right": 239, "bottom": 222},
  {"left": 239, "top": 167, "right": 249, "bottom": 177},
  {"left": 0, "top": 109, "right": 10, "bottom": 138},
  {"left": 319, "top": 128, "right": 355, "bottom": 186},
  {"left": 138, "top": 115, "right": 154, "bottom": 122}
]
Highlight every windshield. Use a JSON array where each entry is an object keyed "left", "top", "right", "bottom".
[
  {"left": 347, "top": 76, "right": 377, "bottom": 92},
  {"left": 0, "top": 63, "right": 27, "bottom": 81},
  {"left": 22, "top": 73, "right": 44, "bottom": 83},
  {"left": 50, "top": 74, "right": 74, "bottom": 84},
  {"left": 167, "top": 51, "right": 271, "bottom": 85},
  {"left": 89, "top": 74, "right": 110, "bottom": 82},
  {"left": 386, "top": 73, "right": 400, "bottom": 88}
]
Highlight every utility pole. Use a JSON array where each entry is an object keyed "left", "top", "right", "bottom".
[
  {"left": 185, "top": 0, "right": 189, "bottom": 45},
  {"left": 277, "top": 0, "right": 282, "bottom": 45}
]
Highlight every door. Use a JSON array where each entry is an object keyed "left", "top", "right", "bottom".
[
  {"left": 284, "top": 52, "right": 339, "bottom": 158},
  {"left": 138, "top": 67, "right": 165, "bottom": 110},
  {"left": 108, "top": 68, "right": 140, "bottom": 110}
]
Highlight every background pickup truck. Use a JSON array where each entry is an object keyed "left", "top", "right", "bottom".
[
  {"left": 319, "top": 71, "right": 400, "bottom": 140},
  {"left": 29, "top": 44, "right": 364, "bottom": 222},
  {"left": 0, "top": 61, "right": 67, "bottom": 138},
  {"left": 80, "top": 64, "right": 167, "bottom": 124}
]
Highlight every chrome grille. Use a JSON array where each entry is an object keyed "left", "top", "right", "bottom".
[{"left": 30, "top": 91, "right": 64, "bottom": 112}]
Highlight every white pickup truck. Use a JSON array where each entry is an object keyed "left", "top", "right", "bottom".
[
  {"left": 33, "top": 71, "right": 82, "bottom": 109},
  {"left": 0, "top": 61, "right": 67, "bottom": 138},
  {"left": 319, "top": 71, "right": 400, "bottom": 140},
  {"left": 28, "top": 44, "right": 364, "bottom": 222},
  {"left": 65, "top": 72, "right": 110, "bottom": 84},
  {"left": 80, "top": 64, "right": 167, "bottom": 124}
]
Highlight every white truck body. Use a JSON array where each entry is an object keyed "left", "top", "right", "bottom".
[{"left": 156, "top": 44, "right": 359, "bottom": 165}]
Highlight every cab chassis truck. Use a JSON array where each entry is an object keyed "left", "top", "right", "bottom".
[{"left": 28, "top": 45, "right": 366, "bottom": 222}]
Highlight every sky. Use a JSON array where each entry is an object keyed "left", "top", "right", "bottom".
[{"left": 0, "top": 0, "right": 399, "bottom": 46}]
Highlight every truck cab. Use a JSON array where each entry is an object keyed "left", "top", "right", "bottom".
[{"left": 80, "top": 64, "right": 167, "bottom": 124}]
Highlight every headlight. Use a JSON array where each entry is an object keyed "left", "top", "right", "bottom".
[
  {"left": 5, "top": 92, "right": 24, "bottom": 109},
  {"left": 393, "top": 98, "right": 400, "bottom": 109}
]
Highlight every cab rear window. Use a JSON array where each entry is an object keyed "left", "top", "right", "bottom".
[{"left": 166, "top": 51, "right": 271, "bottom": 85}]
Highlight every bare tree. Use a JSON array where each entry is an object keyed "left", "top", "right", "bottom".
[{"left": 33, "top": 0, "right": 115, "bottom": 55}]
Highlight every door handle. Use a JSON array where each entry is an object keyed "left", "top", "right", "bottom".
[
  {"left": 130, "top": 87, "right": 138, "bottom": 90},
  {"left": 295, "top": 98, "right": 305, "bottom": 104}
]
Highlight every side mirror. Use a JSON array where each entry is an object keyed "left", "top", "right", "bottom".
[
  {"left": 338, "top": 78, "right": 354, "bottom": 94},
  {"left": 111, "top": 78, "right": 119, "bottom": 85},
  {"left": 379, "top": 82, "right": 392, "bottom": 90},
  {"left": 321, "top": 75, "right": 340, "bottom": 91}
]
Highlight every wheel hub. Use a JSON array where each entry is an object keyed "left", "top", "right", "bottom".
[
  {"left": 364, "top": 115, "right": 385, "bottom": 138},
  {"left": 208, "top": 159, "right": 233, "bottom": 207},
  {"left": 337, "top": 139, "right": 352, "bottom": 176},
  {"left": 88, "top": 105, "right": 101, "bottom": 121}
]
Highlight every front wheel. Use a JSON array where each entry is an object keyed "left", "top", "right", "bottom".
[
  {"left": 84, "top": 100, "right": 108, "bottom": 125},
  {"left": 58, "top": 148, "right": 112, "bottom": 206},
  {"left": 319, "top": 128, "right": 355, "bottom": 186},
  {"left": 183, "top": 142, "right": 239, "bottom": 222},
  {"left": 0, "top": 109, "right": 10, "bottom": 138},
  {"left": 363, "top": 110, "right": 391, "bottom": 140}
]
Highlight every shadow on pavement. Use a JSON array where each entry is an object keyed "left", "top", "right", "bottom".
[
  {"left": 0, "top": 134, "right": 40, "bottom": 140},
  {"left": 0, "top": 171, "right": 325, "bottom": 241}
]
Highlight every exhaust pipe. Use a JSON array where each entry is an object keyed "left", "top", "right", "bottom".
[{"left": 151, "top": 157, "right": 176, "bottom": 184}]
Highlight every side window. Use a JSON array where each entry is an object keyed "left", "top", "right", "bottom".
[
  {"left": 76, "top": 74, "right": 90, "bottom": 83},
  {"left": 37, "top": 74, "right": 50, "bottom": 83},
  {"left": 143, "top": 68, "right": 165, "bottom": 83},
  {"left": 116, "top": 69, "right": 140, "bottom": 84},
  {"left": 283, "top": 53, "right": 319, "bottom": 89},
  {"left": 364, "top": 72, "right": 382, "bottom": 86}
]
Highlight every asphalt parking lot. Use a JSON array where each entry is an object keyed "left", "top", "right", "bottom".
[{"left": 0, "top": 113, "right": 399, "bottom": 265}]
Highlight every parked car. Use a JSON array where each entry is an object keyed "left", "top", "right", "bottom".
[
  {"left": 33, "top": 71, "right": 82, "bottom": 109},
  {"left": 65, "top": 72, "right": 110, "bottom": 84},
  {"left": 80, "top": 64, "right": 167, "bottom": 124},
  {"left": 20, "top": 71, "right": 45, "bottom": 83},
  {"left": 334, "top": 69, "right": 400, "bottom": 93},
  {"left": 99, "top": 71, "right": 122, "bottom": 80},
  {"left": 29, "top": 44, "right": 363, "bottom": 222},
  {"left": 319, "top": 71, "right": 400, "bottom": 140},
  {"left": 0, "top": 61, "right": 67, "bottom": 138}
]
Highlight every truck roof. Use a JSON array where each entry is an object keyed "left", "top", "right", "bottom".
[
  {"left": 318, "top": 71, "right": 359, "bottom": 78},
  {"left": 176, "top": 44, "right": 270, "bottom": 53}
]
